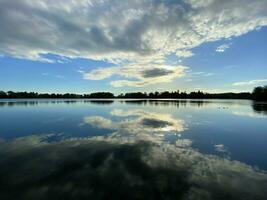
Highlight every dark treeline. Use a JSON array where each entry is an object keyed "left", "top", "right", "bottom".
[
  {"left": 0, "top": 86, "right": 266, "bottom": 100},
  {"left": 118, "top": 91, "right": 252, "bottom": 99},
  {"left": 0, "top": 91, "right": 114, "bottom": 99}
]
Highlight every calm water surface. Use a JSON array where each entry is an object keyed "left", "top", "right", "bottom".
[{"left": 0, "top": 99, "right": 267, "bottom": 199}]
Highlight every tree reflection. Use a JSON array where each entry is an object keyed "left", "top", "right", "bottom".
[
  {"left": 0, "top": 100, "right": 115, "bottom": 107},
  {"left": 0, "top": 134, "right": 266, "bottom": 200},
  {"left": 252, "top": 102, "right": 267, "bottom": 115},
  {"left": 0, "top": 139, "right": 189, "bottom": 200}
]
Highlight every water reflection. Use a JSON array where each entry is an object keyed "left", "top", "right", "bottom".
[
  {"left": 1, "top": 99, "right": 267, "bottom": 199},
  {"left": 252, "top": 102, "right": 267, "bottom": 115},
  {"left": 1, "top": 99, "right": 267, "bottom": 115},
  {"left": 0, "top": 134, "right": 266, "bottom": 200},
  {"left": 84, "top": 109, "right": 186, "bottom": 143},
  {"left": 0, "top": 99, "right": 114, "bottom": 107},
  {"left": 2, "top": 99, "right": 266, "bottom": 117},
  {"left": 122, "top": 100, "right": 206, "bottom": 108},
  {"left": 89, "top": 100, "right": 114, "bottom": 105}
]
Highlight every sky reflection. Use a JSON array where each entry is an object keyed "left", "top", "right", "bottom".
[
  {"left": 0, "top": 133, "right": 266, "bottom": 200},
  {"left": 0, "top": 99, "right": 267, "bottom": 199}
]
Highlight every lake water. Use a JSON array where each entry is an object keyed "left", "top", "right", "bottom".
[{"left": 0, "top": 99, "right": 267, "bottom": 199}]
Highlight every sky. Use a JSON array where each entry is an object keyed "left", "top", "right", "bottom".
[{"left": 0, "top": 0, "right": 267, "bottom": 94}]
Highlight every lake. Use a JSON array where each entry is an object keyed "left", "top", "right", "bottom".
[{"left": 0, "top": 99, "right": 267, "bottom": 200}]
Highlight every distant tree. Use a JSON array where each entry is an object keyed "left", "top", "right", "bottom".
[
  {"left": 252, "top": 86, "right": 267, "bottom": 100},
  {"left": 0, "top": 91, "right": 8, "bottom": 98},
  {"left": 161, "top": 91, "right": 171, "bottom": 98},
  {"left": 117, "top": 93, "right": 124, "bottom": 98},
  {"left": 154, "top": 91, "right": 159, "bottom": 98},
  {"left": 89, "top": 92, "right": 114, "bottom": 98},
  {"left": 7, "top": 91, "right": 16, "bottom": 98},
  {"left": 123, "top": 92, "right": 147, "bottom": 98}
]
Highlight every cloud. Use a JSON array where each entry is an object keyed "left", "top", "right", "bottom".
[
  {"left": 215, "top": 44, "right": 230, "bottom": 52},
  {"left": 184, "top": 71, "right": 214, "bottom": 83},
  {"left": 191, "top": 71, "right": 214, "bottom": 76},
  {"left": 0, "top": 0, "right": 267, "bottom": 86},
  {"left": 83, "top": 64, "right": 188, "bottom": 87},
  {"left": 41, "top": 72, "right": 65, "bottom": 79},
  {"left": 232, "top": 79, "right": 267, "bottom": 86},
  {"left": 175, "top": 139, "right": 193, "bottom": 148},
  {"left": 141, "top": 68, "right": 173, "bottom": 78},
  {"left": 55, "top": 75, "right": 64, "bottom": 79},
  {"left": 0, "top": 0, "right": 266, "bottom": 63},
  {"left": 175, "top": 50, "right": 194, "bottom": 58}
]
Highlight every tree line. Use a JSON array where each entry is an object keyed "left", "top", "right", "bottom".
[
  {"left": 0, "top": 86, "right": 266, "bottom": 100},
  {"left": 0, "top": 91, "right": 114, "bottom": 99}
]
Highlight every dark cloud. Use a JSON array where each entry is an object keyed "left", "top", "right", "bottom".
[{"left": 141, "top": 68, "right": 173, "bottom": 78}]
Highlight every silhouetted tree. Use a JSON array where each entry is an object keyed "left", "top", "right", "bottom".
[
  {"left": 0, "top": 91, "right": 8, "bottom": 98},
  {"left": 123, "top": 92, "right": 147, "bottom": 98},
  {"left": 252, "top": 86, "right": 267, "bottom": 100},
  {"left": 87, "top": 92, "right": 114, "bottom": 98}
]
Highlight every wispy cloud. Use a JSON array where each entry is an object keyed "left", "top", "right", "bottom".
[
  {"left": 42, "top": 73, "right": 65, "bottom": 79},
  {"left": 188, "top": 71, "right": 215, "bottom": 78},
  {"left": 193, "top": 72, "right": 214, "bottom": 76},
  {"left": 216, "top": 44, "right": 230, "bottom": 53},
  {"left": 55, "top": 75, "right": 65, "bottom": 79},
  {"left": 232, "top": 79, "right": 267, "bottom": 86}
]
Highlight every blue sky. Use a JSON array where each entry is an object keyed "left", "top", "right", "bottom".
[{"left": 0, "top": 0, "right": 267, "bottom": 94}]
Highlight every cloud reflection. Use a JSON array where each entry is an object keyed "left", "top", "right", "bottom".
[
  {"left": 0, "top": 134, "right": 266, "bottom": 200},
  {"left": 1, "top": 106, "right": 267, "bottom": 199},
  {"left": 232, "top": 111, "right": 267, "bottom": 119},
  {"left": 84, "top": 109, "right": 186, "bottom": 144}
]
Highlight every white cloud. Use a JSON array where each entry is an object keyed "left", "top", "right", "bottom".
[
  {"left": 175, "top": 50, "right": 194, "bottom": 58},
  {"left": 232, "top": 79, "right": 267, "bottom": 86},
  {"left": 83, "top": 64, "right": 188, "bottom": 87},
  {"left": 55, "top": 75, "right": 64, "bottom": 79},
  {"left": 216, "top": 44, "right": 230, "bottom": 52},
  {"left": 0, "top": 0, "right": 267, "bottom": 86},
  {"left": 41, "top": 72, "right": 65, "bottom": 79},
  {"left": 186, "top": 71, "right": 215, "bottom": 80},
  {"left": 1, "top": 0, "right": 266, "bottom": 63},
  {"left": 204, "top": 73, "right": 214, "bottom": 76}
]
